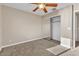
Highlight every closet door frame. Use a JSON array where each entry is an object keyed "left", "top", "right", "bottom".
[{"left": 50, "top": 15, "right": 61, "bottom": 41}]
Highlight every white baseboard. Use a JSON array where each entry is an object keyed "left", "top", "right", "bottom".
[{"left": 1, "top": 37, "right": 47, "bottom": 48}]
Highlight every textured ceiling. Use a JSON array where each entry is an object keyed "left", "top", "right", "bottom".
[{"left": 2, "top": 3, "right": 70, "bottom": 16}]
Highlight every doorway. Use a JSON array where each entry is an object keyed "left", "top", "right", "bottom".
[
  {"left": 50, "top": 16, "right": 61, "bottom": 42},
  {"left": 74, "top": 12, "right": 79, "bottom": 47}
]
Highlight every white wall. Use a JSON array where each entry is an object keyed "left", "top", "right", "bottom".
[
  {"left": 60, "top": 5, "right": 72, "bottom": 39},
  {"left": 1, "top": 5, "right": 44, "bottom": 47},
  {"left": 74, "top": 4, "right": 79, "bottom": 11},
  {"left": 42, "top": 17, "right": 50, "bottom": 38},
  {"left": 60, "top": 5, "right": 73, "bottom": 48}
]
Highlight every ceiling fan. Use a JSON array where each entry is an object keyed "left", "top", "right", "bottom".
[{"left": 31, "top": 3, "right": 58, "bottom": 13}]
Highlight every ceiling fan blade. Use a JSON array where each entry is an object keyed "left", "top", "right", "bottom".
[
  {"left": 33, "top": 7, "right": 39, "bottom": 12},
  {"left": 43, "top": 7, "right": 47, "bottom": 13},
  {"left": 46, "top": 3, "right": 57, "bottom": 7}
]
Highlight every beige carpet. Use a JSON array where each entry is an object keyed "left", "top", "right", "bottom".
[
  {"left": 0, "top": 38, "right": 60, "bottom": 56},
  {"left": 46, "top": 45, "right": 69, "bottom": 55},
  {"left": 60, "top": 47, "right": 79, "bottom": 56}
]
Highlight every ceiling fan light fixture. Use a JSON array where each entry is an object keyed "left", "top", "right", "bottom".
[
  {"left": 32, "top": 3, "right": 58, "bottom": 13},
  {"left": 39, "top": 4, "right": 45, "bottom": 9}
]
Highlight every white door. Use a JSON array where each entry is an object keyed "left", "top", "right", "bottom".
[{"left": 51, "top": 16, "right": 60, "bottom": 41}]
